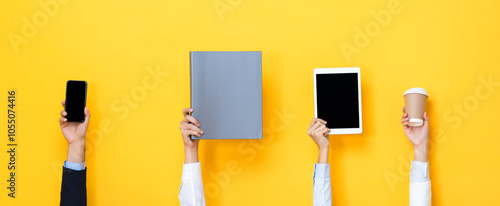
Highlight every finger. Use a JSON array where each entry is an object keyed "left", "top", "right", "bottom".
[
  {"left": 182, "top": 108, "right": 193, "bottom": 117},
  {"left": 180, "top": 115, "right": 192, "bottom": 125},
  {"left": 402, "top": 107, "right": 406, "bottom": 113},
  {"left": 311, "top": 121, "right": 323, "bottom": 132},
  {"left": 180, "top": 124, "right": 204, "bottom": 134},
  {"left": 317, "top": 124, "right": 327, "bottom": 132},
  {"left": 182, "top": 129, "right": 202, "bottom": 137},
  {"left": 84, "top": 107, "right": 91, "bottom": 123},
  {"left": 316, "top": 125, "right": 329, "bottom": 137},
  {"left": 60, "top": 110, "right": 67, "bottom": 117},
  {"left": 308, "top": 123, "right": 319, "bottom": 136},
  {"left": 315, "top": 127, "right": 329, "bottom": 138},
  {"left": 180, "top": 115, "right": 200, "bottom": 126},
  {"left": 422, "top": 112, "right": 429, "bottom": 127},
  {"left": 402, "top": 121, "right": 411, "bottom": 131},
  {"left": 61, "top": 100, "right": 66, "bottom": 108},
  {"left": 320, "top": 127, "right": 330, "bottom": 137},
  {"left": 400, "top": 117, "right": 409, "bottom": 125},
  {"left": 401, "top": 113, "right": 408, "bottom": 119},
  {"left": 402, "top": 124, "right": 410, "bottom": 131},
  {"left": 315, "top": 118, "right": 327, "bottom": 125},
  {"left": 309, "top": 118, "right": 322, "bottom": 128},
  {"left": 59, "top": 117, "right": 67, "bottom": 125},
  {"left": 309, "top": 118, "right": 327, "bottom": 129}
]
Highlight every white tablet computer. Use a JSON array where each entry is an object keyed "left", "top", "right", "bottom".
[{"left": 314, "top": 67, "right": 362, "bottom": 134}]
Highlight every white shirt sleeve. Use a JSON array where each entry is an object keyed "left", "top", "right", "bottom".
[
  {"left": 179, "top": 162, "right": 206, "bottom": 206},
  {"left": 313, "top": 163, "right": 332, "bottom": 206},
  {"left": 409, "top": 161, "right": 431, "bottom": 206}
]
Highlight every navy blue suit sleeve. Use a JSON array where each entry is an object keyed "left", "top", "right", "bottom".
[{"left": 60, "top": 167, "right": 87, "bottom": 206}]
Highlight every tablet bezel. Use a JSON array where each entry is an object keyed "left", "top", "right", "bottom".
[{"left": 313, "top": 67, "right": 362, "bottom": 135}]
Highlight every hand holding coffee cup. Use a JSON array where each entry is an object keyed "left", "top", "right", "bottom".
[{"left": 403, "top": 87, "right": 428, "bottom": 127}]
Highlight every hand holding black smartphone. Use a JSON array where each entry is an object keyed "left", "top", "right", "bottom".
[{"left": 65, "top": 80, "right": 87, "bottom": 122}]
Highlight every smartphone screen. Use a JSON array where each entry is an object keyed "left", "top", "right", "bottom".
[{"left": 65, "top": 80, "right": 87, "bottom": 122}]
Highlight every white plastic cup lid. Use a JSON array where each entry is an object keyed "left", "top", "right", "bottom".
[
  {"left": 404, "top": 87, "right": 428, "bottom": 97},
  {"left": 409, "top": 118, "right": 424, "bottom": 126}
]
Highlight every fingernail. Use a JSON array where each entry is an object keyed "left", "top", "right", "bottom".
[{"left": 201, "top": 130, "right": 204, "bottom": 134}]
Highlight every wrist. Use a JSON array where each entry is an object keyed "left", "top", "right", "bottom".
[
  {"left": 318, "top": 141, "right": 329, "bottom": 151},
  {"left": 67, "top": 139, "right": 85, "bottom": 163},
  {"left": 184, "top": 142, "right": 199, "bottom": 150},
  {"left": 413, "top": 143, "right": 428, "bottom": 162},
  {"left": 317, "top": 146, "right": 329, "bottom": 164},
  {"left": 184, "top": 145, "right": 199, "bottom": 164}
]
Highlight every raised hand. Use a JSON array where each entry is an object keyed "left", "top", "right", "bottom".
[
  {"left": 401, "top": 107, "right": 429, "bottom": 162},
  {"left": 307, "top": 118, "right": 330, "bottom": 163},
  {"left": 59, "top": 100, "right": 91, "bottom": 163},
  {"left": 180, "top": 108, "right": 203, "bottom": 163}
]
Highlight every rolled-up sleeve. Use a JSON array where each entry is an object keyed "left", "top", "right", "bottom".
[
  {"left": 313, "top": 163, "right": 332, "bottom": 206},
  {"left": 409, "top": 161, "right": 431, "bottom": 206},
  {"left": 179, "top": 162, "right": 205, "bottom": 206}
]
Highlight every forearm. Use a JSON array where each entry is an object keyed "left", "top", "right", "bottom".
[
  {"left": 413, "top": 143, "right": 428, "bottom": 162},
  {"left": 61, "top": 143, "right": 87, "bottom": 206},
  {"left": 67, "top": 140, "right": 85, "bottom": 163},
  {"left": 313, "top": 163, "right": 332, "bottom": 206},
  {"left": 317, "top": 146, "right": 329, "bottom": 164},
  {"left": 184, "top": 146, "right": 199, "bottom": 164}
]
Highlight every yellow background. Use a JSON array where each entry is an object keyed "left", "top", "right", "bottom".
[{"left": 1, "top": 0, "right": 500, "bottom": 205}]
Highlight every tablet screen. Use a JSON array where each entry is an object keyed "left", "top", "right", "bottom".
[{"left": 316, "top": 73, "right": 360, "bottom": 129}]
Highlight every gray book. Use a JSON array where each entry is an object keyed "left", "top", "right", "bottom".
[{"left": 190, "top": 51, "right": 262, "bottom": 139}]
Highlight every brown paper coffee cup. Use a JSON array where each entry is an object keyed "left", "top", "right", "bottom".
[{"left": 404, "top": 88, "right": 428, "bottom": 127}]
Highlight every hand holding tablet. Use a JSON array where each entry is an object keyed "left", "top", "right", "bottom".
[{"left": 314, "top": 67, "right": 362, "bottom": 135}]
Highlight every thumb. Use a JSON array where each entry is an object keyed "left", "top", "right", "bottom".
[
  {"left": 423, "top": 112, "right": 429, "bottom": 127},
  {"left": 83, "top": 107, "right": 91, "bottom": 125}
]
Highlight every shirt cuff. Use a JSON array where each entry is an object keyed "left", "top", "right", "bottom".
[
  {"left": 182, "top": 162, "right": 202, "bottom": 181},
  {"left": 64, "top": 161, "right": 86, "bottom": 171},
  {"left": 410, "top": 161, "right": 430, "bottom": 182},
  {"left": 313, "top": 163, "right": 330, "bottom": 179}
]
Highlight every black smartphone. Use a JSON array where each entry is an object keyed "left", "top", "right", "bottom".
[{"left": 65, "top": 80, "right": 87, "bottom": 122}]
